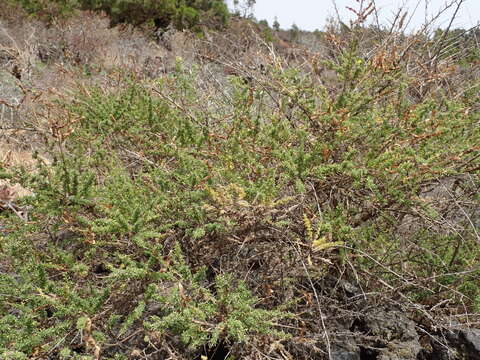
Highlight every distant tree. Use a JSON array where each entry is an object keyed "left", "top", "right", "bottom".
[
  {"left": 290, "top": 23, "right": 300, "bottom": 42},
  {"left": 258, "top": 19, "right": 268, "bottom": 27},
  {"left": 273, "top": 16, "right": 280, "bottom": 31},
  {"left": 313, "top": 29, "right": 323, "bottom": 41},
  {"left": 98, "top": 0, "right": 230, "bottom": 29},
  {"left": 233, "top": 0, "right": 255, "bottom": 18},
  {"left": 259, "top": 20, "right": 273, "bottom": 43}
]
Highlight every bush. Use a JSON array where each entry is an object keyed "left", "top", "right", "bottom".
[
  {"left": 7, "top": 0, "right": 230, "bottom": 30},
  {"left": 0, "top": 16, "right": 479, "bottom": 358}
]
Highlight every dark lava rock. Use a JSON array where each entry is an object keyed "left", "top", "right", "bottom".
[
  {"left": 460, "top": 328, "right": 480, "bottom": 358},
  {"left": 442, "top": 327, "right": 480, "bottom": 360},
  {"left": 336, "top": 307, "right": 422, "bottom": 360},
  {"left": 331, "top": 349, "right": 361, "bottom": 360},
  {"left": 331, "top": 341, "right": 361, "bottom": 360}
]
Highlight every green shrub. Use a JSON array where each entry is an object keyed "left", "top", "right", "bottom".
[
  {"left": 7, "top": 0, "right": 230, "bottom": 30},
  {"left": 0, "top": 32, "right": 479, "bottom": 358},
  {"left": 145, "top": 245, "right": 289, "bottom": 349}
]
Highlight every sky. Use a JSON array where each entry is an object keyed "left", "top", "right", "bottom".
[{"left": 226, "top": 0, "right": 480, "bottom": 32}]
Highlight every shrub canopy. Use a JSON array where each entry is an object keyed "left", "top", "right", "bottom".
[{"left": 9, "top": 0, "right": 230, "bottom": 30}]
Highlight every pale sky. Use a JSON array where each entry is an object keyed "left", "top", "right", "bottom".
[{"left": 226, "top": 0, "right": 480, "bottom": 32}]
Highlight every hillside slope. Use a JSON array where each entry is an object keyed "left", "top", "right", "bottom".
[{"left": 1, "top": 2, "right": 480, "bottom": 359}]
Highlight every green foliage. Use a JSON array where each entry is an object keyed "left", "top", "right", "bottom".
[
  {"left": 6, "top": 0, "right": 75, "bottom": 20},
  {"left": 0, "top": 27, "right": 479, "bottom": 358},
  {"left": 7, "top": 0, "right": 230, "bottom": 30},
  {"left": 0, "top": 64, "right": 294, "bottom": 357},
  {"left": 145, "top": 246, "right": 289, "bottom": 348},
  {"left": 91, "top": 0, "right": 230, "bottom": 30},
  {"left": 260, "top": 23, "right": 274, "bottom": 43}
]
